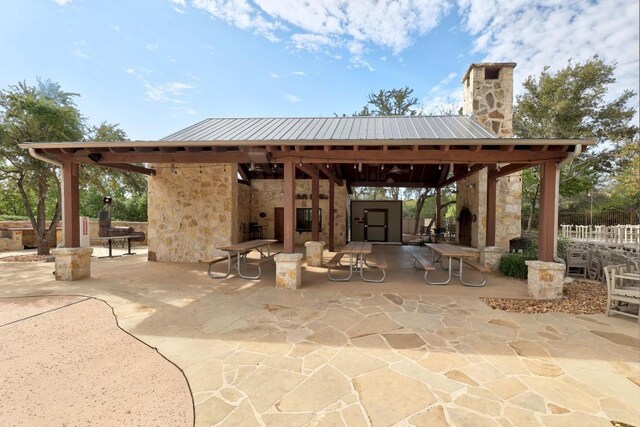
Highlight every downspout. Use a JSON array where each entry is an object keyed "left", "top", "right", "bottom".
[
  {"left": 553, "top": 144, "right": 583, "bottom": 264},
  {"left": 27, "top": 148, "right": 65, "bottom": 247}
]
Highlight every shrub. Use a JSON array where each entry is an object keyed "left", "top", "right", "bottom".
[{"left": 499, "top": 253, "right": 536, "bottom": 279}]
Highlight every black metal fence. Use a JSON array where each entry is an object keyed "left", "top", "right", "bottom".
[{"left": 522, "top": 209, "right": 639, "bottom": 229}]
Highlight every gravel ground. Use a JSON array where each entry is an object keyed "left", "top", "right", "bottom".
[
  {"left": 0, "top": 254, "right": 49, "bottom": 262},
  {"left": 482, "top": 280, "right": 609, "bottom": 314}
]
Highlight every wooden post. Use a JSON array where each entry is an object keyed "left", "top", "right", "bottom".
[
  {"left": 62, "top": 159, "right": 80, "bottom": 248},
  {"left": 435, "top": 189, "right": 442, "bottom": 230},
  {"left": 538, "top": 161, "right": 557, "bottom": 262},
  {"left": 283, "top": 160, "right": 295, "bottom": 253},
  {"left": 486, "top": 172, "right": 497, "bottom": 246},
  {"left": 311, "top": 173, "right": 319, "bottom": 241},
  {"left": 329, "top": 180, "right": 335, "bottom": 252}
]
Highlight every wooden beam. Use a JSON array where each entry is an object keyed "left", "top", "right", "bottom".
[
  {"left": 486, "top": 168, "right": 497, "bottom": 247},
  {"left": 95, "top": 163, "right": 156, "bottom": 176},
  {"left": 311, "top": 174, "right": 319, "bottom": 241},
  {"left": 489, "top": 163, "right": 531, "bottom": 179},
  {"left": 438, "top": 164, "right": 486, "bottom": 187},
  {"left": 531, "top": 145, "right": 549, "bottom": 152},
  {"left": 283, "top": 160, "right": 295, "bottom": 253},
  {"left": 436, "top": 189, "right": 442, "bottom": 230},
  {"left": 350, "top": 181, "right": 436, "bottom": 188},
  {"left": 500, "top": 145, "right": 515, "bottom": 151},
  {"left": 329, "top": 181, "right": 335, "bottom": 252},
  {"left": 238, "top": 164, "right": 251, "bottom": 182},
  {"left": 538, "top": 161, "right": 557, "bottom": 262},
  {"left": 316, "top": 163, "right": 343, "bottom": 186},
  {"left": 61, "top": 160, "right": 80, "bottom": 247},
  {"left": 273, "top": 150, "right": 568, "bottom": 164},
  {"left": 71, "top": 151, "right": 270, "bottom": 164},
  {"left": 296, "top": 163, "right": 319, "bottom": 178}
]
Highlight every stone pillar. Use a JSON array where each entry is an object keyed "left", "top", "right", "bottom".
[
  {"left": 274, "top": 253, "right": 304, "bottom": 290},
  {"left": 304, "top": 241, "right": 325, "bottom": 267},
  {"left": 480, "top": 246, "right": 505, "bottom": 270},
  {"left": 51, "top": 247, "right": 93, "bottom": 281},
  {"left": 525, "top": 261, "right": 565, "bottom": 300}
]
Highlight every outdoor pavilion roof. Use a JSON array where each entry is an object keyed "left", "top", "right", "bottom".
[{"left": 19, "top": 115, "right": 594, "bottom": 189}]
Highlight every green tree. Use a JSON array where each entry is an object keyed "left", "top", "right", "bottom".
[
  {"left": 355, "top": 86, "right": 420, "bottom": 116},
  {"left": 80, "top": 122, "right": 148, "bottom": 220},
  {"left": 513, "top": 57, "right": 638, "bottom": 230},
  {"left": 0, "top": 80, "right": 84, "bottom": 254}
]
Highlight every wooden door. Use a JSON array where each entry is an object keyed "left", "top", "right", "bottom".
[
  {"left": 364, "top": 209, "right": 388, "bottom": 242},
  {"left": 274, "top": 207, "right": 284, "bottom": 243},
  {"left": 459, "top": 207, "right": 472, "bottom": 247}
]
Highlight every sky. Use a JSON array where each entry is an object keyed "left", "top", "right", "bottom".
[{"left": 1, "top": 0, "right": 638, "bottom": 140}]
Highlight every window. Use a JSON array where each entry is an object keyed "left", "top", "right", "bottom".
[{"left": 296, "top": 208, "right": 322, "bottom": 232}]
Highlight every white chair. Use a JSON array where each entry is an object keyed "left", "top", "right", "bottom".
[{"left": 603, "top": 264, "right": 640, "bottom": 323}]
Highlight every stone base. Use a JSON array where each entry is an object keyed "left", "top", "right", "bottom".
[
  {"left": 480, "top": 246, "right": 505, "bottom": 271},
  {"left": 51, "top": 247, "right": 93, "bottom": 281},
  {"left": 525, "top": 260, "right": 565, "bottom": 300},
  {"left": 274, "top": 253, "right": 304, "bottom": 290},
  {"left": 304, "top": 241, "right": 325, "bottom": 267}
]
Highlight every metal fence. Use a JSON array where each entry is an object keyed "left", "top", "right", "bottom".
[{"left": 523, "top": 210, "right": 639, "bottom": 229}]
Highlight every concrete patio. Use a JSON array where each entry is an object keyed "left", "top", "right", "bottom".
[{"left": 1, "top": 246, "right": 639, "bottom": 426}]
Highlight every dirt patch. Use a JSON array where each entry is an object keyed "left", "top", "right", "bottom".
[
  {"left": 481, "top": 281, "right": 607, "bottom": 315},
  {"left": 0, "top": 254, "right": 49, "bottom": 262}
]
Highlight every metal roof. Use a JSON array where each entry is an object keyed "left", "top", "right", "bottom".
[{"left": 160, "top": 116, "right": 497, "bottom": 142}]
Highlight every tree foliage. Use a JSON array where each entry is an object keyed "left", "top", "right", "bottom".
[
  {"left": 355, "top": 86, "right": 420, "bottom": 116},
  {"left": 513, "top": 57, "right": 638, "bottom": 229},
  {"left": 0, "top": 80, "right": 84, "bottom": 254}
]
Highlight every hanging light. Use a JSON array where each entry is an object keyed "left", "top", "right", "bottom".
[
  {"left": 438, "top": 164, "right": 442, "bottom": 171},
  {"left": 358, "top": 163, "right": 362, "bottom": 172}
]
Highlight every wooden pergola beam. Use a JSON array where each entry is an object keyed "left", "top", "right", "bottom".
[
  {"left": 316, "top": 163, "right": 343, "bottom": 186},
  {"left": 438, "top": 164, "right": 486, "bottom": 187},
  {"left": 67, "top": 151, "right": 271, "bottom": 164},
  {"left": 296, "top": 163, "right": 319, "bottom": 178}
]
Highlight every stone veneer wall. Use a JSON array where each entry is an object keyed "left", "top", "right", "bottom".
[
  {"left": 147, "top": 163, "right": 238, "bottom": 262},
  {"left": 238, "top": 183, "right": 252, "bottom": 239},
  {"left": 249, "top": 179, "right": 347, "bottom": 246},
  {"left": 460, "top": 63, "right": 522, "bottom": 249},
  {"left": 455, "top": 170, "right": 487, "bottom": 249}
]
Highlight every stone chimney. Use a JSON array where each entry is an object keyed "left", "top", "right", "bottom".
[{"left": 462, "top": 63, "right": 516, "bottom": 138}]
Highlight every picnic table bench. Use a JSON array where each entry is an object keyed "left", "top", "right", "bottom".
[
  {"left": 326, "top": 241, "right": 386, "bottom": 283},
  {"left": 419, "top": 243, "right": 488, "bottom": 287}
]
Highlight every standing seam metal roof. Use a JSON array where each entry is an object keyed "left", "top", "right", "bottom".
[{"left": 160, "top": 116, "right": 497, "bottom": 142}]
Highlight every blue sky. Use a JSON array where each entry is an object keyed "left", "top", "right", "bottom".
[{"left": 1, "top": 0, "right": 638, "bottom": 140}]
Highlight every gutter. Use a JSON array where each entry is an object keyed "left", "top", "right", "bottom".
[
  {"left": 27, "top": 149, "right": 65, "bottom": 247},
  {"left": 553, "top": 144, "right": 583, "bottom": 264}
]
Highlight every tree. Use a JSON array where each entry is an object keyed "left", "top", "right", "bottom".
[
  {"left": 0, "top": 80, "right": 84, "bottom": 254},
  {"left": 513, "top": 57, "right": 638, "bottom": 230},
  {"left": 355, "top": 86, "right": 419, "bottom": 116},
  {"left": 80, "top": 122, "right": 148, "bottom": 221}
]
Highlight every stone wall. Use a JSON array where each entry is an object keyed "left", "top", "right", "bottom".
[
  {"left": 147, "top": 163, "right": 238, "bottom": 262},
  {"left": 495, "top": 172, "right": 522, "bottom": 247},
  {"left": 455, "top": 170, "right": 487, "bottom": 249},
  {"left": 249, "top": 179, "right": 348, "bottom": 246},
  {"left": 238, "top": 183, "right": 252, "bottom": 239}
]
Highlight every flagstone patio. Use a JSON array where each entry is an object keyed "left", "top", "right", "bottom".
[{"left": 1, "top": 248, "right": 638, "bottom": 426}]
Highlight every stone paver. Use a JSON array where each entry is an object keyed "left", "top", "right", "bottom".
[{"left": 1, "top": 250, "right": 639, "bottom": 426}]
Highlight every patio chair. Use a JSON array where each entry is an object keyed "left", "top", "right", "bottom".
[
  {"left": 98, "top": 210, "right": 145, "bottom": 240},
  {"left": 603, "top": 264, "right": 640, "bottom": 323},
  {"left": 566, "top": 245, "right": 588, "bottom": 278}
]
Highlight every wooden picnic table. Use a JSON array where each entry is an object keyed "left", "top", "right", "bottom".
[
  {"left": 206, "top": 239, "right": 278, "bottom": 279},
  {"left": 425, "top": 243, "right": 488, "bottom": 286}
]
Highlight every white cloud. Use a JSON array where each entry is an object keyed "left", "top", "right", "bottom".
[
  {"left": 143, "top": 81, "right": 195, "bottom": 102},
  {"left": 126, "top": 68, "right": 136, "bottom": 74},
  {"left": 174, "top": 7, "right": 186, "bottom": 13},
  {"left": 71, "top": 40, "right": 90, "bottom": 60},
  {"left": 283, "top": 93, "right": 302, "bottom": 104},
  {"left": 291, "top": 71, "right": 306, "bottom": 76},
  {"left": 170, "top": 0, "right": 186, "bottom": 5},
  {"left": 456, "top": 0, "right": 639, "bottom": 101},
  {"left": 146, "top": 43, "right": 159, "bottom": 50},
  {"left": 53, "top": 0, "right": 72, "bottom": 5},
  {"left": 269, "top": 72, "right": 281, "bottom": 78}
]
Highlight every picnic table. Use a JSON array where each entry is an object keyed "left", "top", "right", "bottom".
[
  {"left": 414, "top": 243, "right": 488, "bottom": 287},
  {"left": 204, "top": 239, "right": 278, "bottom": 279},
  {"left": 326, "top": 241, "right": 386, "bottom": 283}
]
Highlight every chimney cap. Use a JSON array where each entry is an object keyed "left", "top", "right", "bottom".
[{"left": 462, "top": 62, "right": 517, "bottom": 83}]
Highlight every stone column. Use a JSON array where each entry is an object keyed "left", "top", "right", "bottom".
[
  {"left": 525, "top": 260, "right": 565, "bottom": 300},
  {"left": 274, "top": 253, "right": 304, "bottom": 290},
  {"left": 304, "top": 241, "right": 325, "bottom": 267},
  {"left": 480, "top": 246, "right": 504, "bottom": 270},
  {"left": 51, "top": 247, "right": 93, "bottom": 281}
]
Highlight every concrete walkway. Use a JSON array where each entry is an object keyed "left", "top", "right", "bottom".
[{"left": 1, "top": 249, "right": 639, "bottom": 426}]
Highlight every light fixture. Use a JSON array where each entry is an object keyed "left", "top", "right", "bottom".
[
  {"left": 88, "top": 153, "right": 102, "bottom": 163},
  {"left": 438, "top": 164, "right": 442, "bottom": 171},
  {"left": 358, "top": 163, "right": 362, "bottom": 172},
  {"left": 381, "top": 164, "right": 384, "bottom": 170},
  {"left": 467, "top": 165, "right": 471, "bottom": 172},
  {"left": 410, "top": 164, "right": 414, "bottom": 170},
  {"left": 466, "top": 182, "right": 476, "bottom": 190}
]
